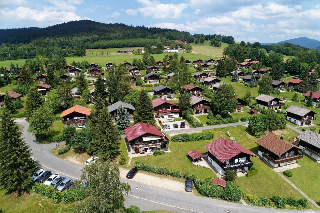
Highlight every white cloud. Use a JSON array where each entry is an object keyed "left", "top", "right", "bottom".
[
  {"left": 125, "top": 9, "right": 138, "bottom": 15},
  {"left": 105, "top": 12, "right": 120, "bottom": 18},
  {"left": 153, "top": 22, "right": 197, "bottom": 31},
  {"left": 0, "top": 0, "right": 27, "bottom": 6},
  {"left": 0, "top": 6, "right": 82, "bottom": 25},
  {"left": 295, "top": 5, "right": 302, "bottom": 9},
  {"left": 194, "top": 9, "right": 201, "bottom": 15},
  {"left": 47, "top": 0, "right": 83, "bottom": 12}
]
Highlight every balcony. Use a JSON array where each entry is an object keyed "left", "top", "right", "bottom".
[
  {"left": 155, "top": 109, "right": 180, "bottom": 114},
  {"left": 63, "top": 119, "right": 87, "bottom": 125},
  {"left": 224, "top": 161, "right": 253, "bottom": 169},
  {"left": 262, "top": 153, "right": 303, "bottom": 164}
]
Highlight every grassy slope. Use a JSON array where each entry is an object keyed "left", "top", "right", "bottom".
[{"left": 191, "top": 41, "right": 228, "bottom": 58}]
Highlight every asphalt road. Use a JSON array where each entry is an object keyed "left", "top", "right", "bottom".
[{"left": 16, "top": 118, "right": 319, "bottom": 213}]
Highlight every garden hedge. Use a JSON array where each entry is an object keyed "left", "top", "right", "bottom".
[{"left": 171, "top": 131, "right": 214, "bottom": 142}]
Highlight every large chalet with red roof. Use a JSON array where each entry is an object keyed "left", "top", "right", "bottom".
[
  {"left": 60, "top": 105, "right": 91, "bottom": 128},
  {"left": 304, "top": 91, "right": 320, "bottom": 106},
  {"left": 288, "top": 78, "right": 303, "bottom": 88},
  {"left": 152, "top": 98, "right": 180, "bottom": 119},
  {"left": 124, "top": 122, "right": 169, "bottom": 154},
  {"left": 205, "top": 138, "right": 255, "bottom": 175}
]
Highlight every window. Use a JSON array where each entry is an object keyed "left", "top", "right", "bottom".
[{"left": 235, "top": 159, "right": 238, "bottom": 163}]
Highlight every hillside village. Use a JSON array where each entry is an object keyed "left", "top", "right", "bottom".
[{"left": 2, "top": 26, "right": 320, "bottom": 212}]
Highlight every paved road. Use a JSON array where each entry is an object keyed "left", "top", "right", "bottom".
[
  {"left": 16, "top": 118, "right": 319, "bottom": 213},
  {"left": 286, "top": 124, "right": 303, "bottom": 134},
  {"left": 163, "top": 121, "right": 248, "bottom": 134}
]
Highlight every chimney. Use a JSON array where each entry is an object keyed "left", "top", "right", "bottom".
[
  {"left": 280, "top": 135, "right": 283, "bottom": 140},
  {"left": 80, "top": 105, "right": 82, "bottom": 109},
  {"left": 232, "top": 139, "right": 236, "bottom": 145}
]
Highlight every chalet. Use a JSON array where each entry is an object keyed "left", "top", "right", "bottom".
[
  {"left": 297, "top": 130, "right": 320, "bottom": 161},
  {"left": 36, "top": 74, "right": 47, "bottom": 83},
  {"left": 36, "top": 83, "right": 51, "bottom": 96},
  {"left": 185, "top": 59, "right": 191, "bottom": 65},
  {"left": 153, "top": 85, "right": 175, "bottom": 99},
  {"left": 71, "top": 87, "right": 81, "bottom": 99},
  {"left": 60, "top": 105, "right": 91, "bottom": 128},
  {"left": 200, "top": 63, "right": 210, "bottom": 71},
  {"left": 193, "top": 72, "right": 208, "bottom": 82},
  {"left": 205, "top": 138, "right": 255, "bottom": 175},
  {"left": 190, "top": 96, "right": 211, "bottom": 114},
  {"left": 241, "top": 75, "right": 252, "bottom": 84},
  {"left": 60, "top": 74, "right": 70, "bottom": 81},
  {"left": 88, "top": 63, "right": 98, "bottom": 69},
  {"left": 286, "top": 105, "right": 316, "bottom": 126},
  {"left": 163, "top": 46, "right": 180, "bottom": 53},
  {"left": 304, "top": 91, "right": 320, "bottom": 106},
  {"left": 192, "top": 59, "right": 203, "bottom": 65},
  {"left": 123, "top": 61, "right": 132, "bottom": 69},
  {"left": 105, "top": 62, "right": 113, "bottom": 69},
  {"left": 144, "top": 73, "right": 160, "bottom": 84},
  {"left": 118, "top": 49, "right": 134, "bottom": 54},
  {"left": 256, "top": 134, "right": 302, "bottom": 168},
  {"left": 236, "top": 98, "right": 246, "bottom": 112},
  {"left": 230, "top": 71, "right": 244, "bottom": 77},
  {"left": 166, "top": 72, "right": 174, "bottom": 81},
  {"left": 124, "top": 122, "right": 169, "bottom": 153},
  {"left": 156, "top": 61, "right": 164, "bottom": 67},
  {"left": 65, "top": 65, "right": 81, "bottom": 77},
  {"left": 255, "top": 94, "right": 284, "bottom": 110},
  {"left": 181, "top": 84, "right": 203, "bottom": 96},
  {"left": 0, "top": 91, "right": 22, "bottom": 108},
  {"left": 205, "top": 58, "right": 215, "bottom": 65},
  {"left": 288, "top": 78, "right": 303, "bottom": 88},
  {"left": 108, "top": 101, "right": 135, "bottom": 121},
  {"left": 148, "top": 66, "right": 160, "bottom": 74},
  {"left": 239, "top": 62, "right": 250, "bottom": 68},
  {"left": 203, "top": 77, "right": 220, "bottom": 88},
  {"left": 89, "top": 67, "right": 102, "bottom": 76},
  {"left": 257, "top": 68, "right": 270, "bottom": 75},
  {"left": 212, "top": 83, "right": 222, "bottom": 93},
  {"left": 174, "top": 40, "right": 187, "bottom": 44},
  {"left": 129, "top": 67, "right": 141, "bottom": 76},
  {"left": 272, "top": 80, "right": 286, "bottom": 90},
  {"left": 152, "top": 98, "right": 180, "bottom": 119}
]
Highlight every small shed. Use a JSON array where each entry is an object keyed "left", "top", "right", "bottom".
[
  {"left": 210, "top": 178, "right": 226, "bottom": 188},
  {"left": 250, "top": 109, "right": 258, "bottom": 115},
  {"left": 187, "top": 150, "right": 204, "bottom": 162}
]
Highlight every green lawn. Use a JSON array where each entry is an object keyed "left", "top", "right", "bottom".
[
  {"left": 191, "top": 41, "right": 228, "bottom": 58},
  {"left": 288, "top": 157, "right": 320, "bottom": 203},
  {"left": 231, "top": 107, "right": 251, "bottom": 120},
  {"left": 0, "top": 84, "right": 18, "bottom": 93},
  {"left": 221, "top": 77, "right": 259, "bottom": 99},
  {"left": 196, "top": 115, "right": 208, "bottom": 124},
  {"left": 0, "top": 190, "right": 73, "bottom": 213},
  {"left": 0, "top": 59, "right": 27, "bottom": 68}
]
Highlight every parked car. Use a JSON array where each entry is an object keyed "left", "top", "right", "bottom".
[
  {"left": 44, "top": 173, "right": 60, "bottom": 186},
  {"left": 85, "top": 156, "right": 99, "bottom": 166},
  {"left": 31, "top": 169, "right": 44, "bottom": 181},
  {"left": 173, "top": 123, "right": 178, "bottom": 128},
  {"left": 185, "top": 179, "right": 193, "bottom": 192},
  {"left": 126, "top": 168, "right": 138, "bottom": 179},
  {"left": 164, "top": 124, "right": 170, "bottom": 129},
  {"left": 36, "top": 171, "right": 52, "bottom": 183},
  {"left": 56, "top": 178, "right": 73, "bottom": 192},
  {"left": 51, "top": 176, "right": 64, "bottom": 189},
  {"left": 180, "top": 122, "right": 185, "bottom": 128}
]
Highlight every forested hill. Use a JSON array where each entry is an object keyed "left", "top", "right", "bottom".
[{"left": 0, "top": 20, "right": 192, "bottom": 44}]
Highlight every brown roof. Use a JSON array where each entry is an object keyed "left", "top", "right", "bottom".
[
  {"left": 8, "top": 91, "right": 22, "bottom": 99},
  {"left": 211, "top": 178, "right": 226, "bottom": 188},
  {"left": 37, "top": 83, "right": 51, "bottom": 89},
  {"left": 259, "top": 68, "right": 269, "bottom": 72},
  {"left": 288, "top": 79, "right": 303, "bottom": 84},
  {"left": 182, "top": 84, "right": 196, "bottom": 91},
  {"left": 60, "top": 105, "right": 91, "bottom": 118},
  {"left": 255, "top": 134, "right": 301, "bottom": 156}
]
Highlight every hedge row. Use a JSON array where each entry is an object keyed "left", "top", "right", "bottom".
[
  {"left": 171, "top": 131, "right": 214, "bottom": 142},
  {"left": 183, "top": 112, "right": 203, "bottom": 128},
  {"left": 240, "top": 116, "right": 251, "bottom": 122},
  {"left": 244, "top": 193, "right": 308, "bottom": 209},
  {"left": 58, "top": 145, "right": 71, "bottom": 155},
  {"left": 153, "top": 150, "right": 165, "bottom": 156},
  {"left": 134, "top": 162, "right": 182, "bottom": 178},
  {"left": 206, "top": 118, "right": 239, "bottom": 126},
  {"left": 31, "top": 183, "right": 86, "bottom": 204}
]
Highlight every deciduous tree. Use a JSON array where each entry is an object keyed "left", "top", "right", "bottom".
[
  {"left": 211, "top": 85, "right": 237, "bottom": 117},
  {"left": 258, "top": 74, "right": 273, "bottom": 95},
  {"left": 25, "top": 86, "right": 43, "bottom": 119},
  {"left": 28, "top": 106, "right": 54, "bottom": 141},
  {"left": 58, "top": 83, "right": 74, "bottom": 110}
]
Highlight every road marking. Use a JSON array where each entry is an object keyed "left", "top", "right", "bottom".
[{"left": 128, "top": 194, "right": 204, "bottom": 213}]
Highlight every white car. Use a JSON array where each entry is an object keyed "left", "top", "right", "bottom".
[
  {"left": 44, "top": 173, "right": 60, "bottom": 186},
  {"left": 85, "top": 157, "right": 99, "bottom": 166}
]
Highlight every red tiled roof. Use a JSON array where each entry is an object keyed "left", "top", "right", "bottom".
[
  {"left": 152, "top": 98, "right": 177, "bottom": 108},
  {"left": 124, "top": 122, "right": 164, "bottom": 142},
  {"left": 60, "top": 105, "right": 91, "bottom": 118},
  {"left": 182, "top": 84, "right": 196, "bottom": 90},
  {"left": 255, "top": 134, "right": 301, "bottom": 156},
  {"left": 187, "top": 150, "right": 204, "bottom": 160},
  {"left": 288, "top": 79, "right": 302, "bottom": 84},
  {"left": 211, "top": 178, "right": 226, "bottom": 188},
  {"left": 8, "top": 90, "right": 22, "bottom": 99},
  {"left": 37, "top": 83, "right": 51, "bottom": 89},
  {"left": 205, "top": 138, "right": 255, "bottom": 163},
  {"left": 304, "top": 91, "right": 320, "bottom": 99},
  {"left": 239, "top": 62, "right": 248, "bottom": 66}
]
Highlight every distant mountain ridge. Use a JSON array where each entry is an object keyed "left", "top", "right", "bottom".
[{"left": 263, "top": 37, "right": 320, "bottom": 49}]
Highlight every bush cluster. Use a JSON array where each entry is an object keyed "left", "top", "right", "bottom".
[
  {"left": 206, "top": 118, "right": 239, "bottom": 126},
  {"left": 153, "top": 150, "right": 165, "bottom": 156},
  {"left": 243, "top": 193, "right": 308, "bottom": 209},
  {"left": 183, "top": 112, "right": 203, "bottom": 127},
  {"left": 246, "top": 167, "right": 258, "bottom": 177},
  {"left": 283, "top": 170, "right": 293, "bottom": 177},
  {"left": 58, "top": 145, "right": 71, "bottom": 155},
  {"left": 47, "top": 135, "right": 64, "bottom": 143},
  {"left": 171, "top": 131, "right": 214, "bottom": 142},
  {"left": 240, "top": 116, "right": 251, "bottom": 122},
  {"left": 31, "top": 183, "right": 86, "bottom": 204},
  {"left": 134, "top": 162, "right": 182, "bottom": 178}
]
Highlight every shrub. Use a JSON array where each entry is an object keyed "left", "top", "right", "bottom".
[
  {"left": 126, "top": 206, "right": 141, "bottom": 213},
  {"left": 283, "top": 170, "right": 292, "bottom": 177},
  {"left": 182, "top": 111, "right": 204, "bottom": 128},
  {"left": 119, "top": 154, "right": 126, "bottom": 165},
  {"left": 206, "top": 118, "right": 239, "bottom": 126},
  {"left": 246, "top": 167, "right": 258, "bottom": 177},
  {"left": 51, "top": 190, "right": 62, "bottom": 204},
  {"left": 225, "top": 170, "right": 237, "bottom": 181},
  {"left": 194, "top": 179, "right": 224, "bottom": 198},
  {"left": 221, "top": 181, "right": 243, "bottom": 201},
  {"left": 62, "top": 188, "right": 86, "bottom": 204},
  {"left": 286, "top": 197, "right": 299, "bottom": 207},
  {"left": 272, "top": 89, "right": 280, "bottom": 94},
  {"left": 47, "top": 135, "right": 64, "bottom": 143},
  {"left": 58, "top": 145, "right": 71, "bottom": 155},
  {"left": 171, "top": 131, "right": 214, "bottom": 142},
  {"left": 310, "top": 127, "right": 316, "bottom": 131},
  {"left": 271, "top": 196, "right": 287, "bottom": 209},
  {"left": 153, "top": 150, "right": 165, "bottom": 156},
  {"left": 240, "top": 117, "right": 251, "bottom": 122},
  {"left": 14, "top": 99, "right": 23, "bottom": 109},
  {"left": 298, "top": 198, "right": 308, "bottom": 208}
]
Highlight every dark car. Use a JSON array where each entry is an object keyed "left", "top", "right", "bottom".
[
  {"left": 56, "top": 178, "right": 73, "bottom": 192},
  {"left": 51, "top": 176, "right": 64, "bottom": 189},
  {"left": 126, "top": 168, "right": 138, "bottom": 179},
  {"left": 31, "top": 169, "right": 44, "bottom": 181},
  {"left": 173, "top": 123, "right": 178, "bottom": 128},
  {"left": 36, "top": 171, "right": 52, "bottom": 183},
  {"left": 180, "top": 122, "right": 185, "bottom": 128},
  {"left": 185, "top": 179, "right": 193, "bottom": 192}
]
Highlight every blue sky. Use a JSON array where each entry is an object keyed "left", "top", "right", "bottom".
[{"left": 1, "top": 0, "right": 320, "bottom": 43}]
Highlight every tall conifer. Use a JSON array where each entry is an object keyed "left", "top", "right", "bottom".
[{"left": 134, "top": 90, "right": 155, "bottom": 125}]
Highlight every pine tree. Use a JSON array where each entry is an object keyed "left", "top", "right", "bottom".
[
  {"left": 25, "top": 86, "right": 43, "bottom": 119},
  {"left": 116, "top": 105, "right": 130, "bottom": 130},
  {"left": 307, "top": 91, "right": 313, "bottom": 107},
  {"left": 148, "top": 56, "right": 156, "bottom": 66},
  {"left": 58, "top": 83, "right": 74, "bottom": 110},
  {"left": 231, "top": 72, "right": 239, "bottom": 82},
  {"left": 18, "top": 66, "right": 32, "bottom": 86},
  {"left": 88, "top": 96, "right": 120, "bottom": 160},
  {"left": 250, "top": 75, "right": 257, "bottom": 87},
  {"left": 243, "top": 90, "right": 251, "bottom": 105},
  {"left": 178, "top": 92, "right": 191, "bottom": 113},
  {"left": 134, "top": 90, "right": 155, "bottom": 125},
  {"left": 4, "top": 92, "right": 16, "bottom": 114},
  {"left": 76, "top": 72, "right": 88, "bottom": 95},
  {"left": 45, "top": 64, "right": 56, "bottom": 87},
  {"left": 94, "top": 75, "right": 105, "bottom": 98},
  {"left": 0, "top": 107, "right": 37, "bottom": 195}
]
